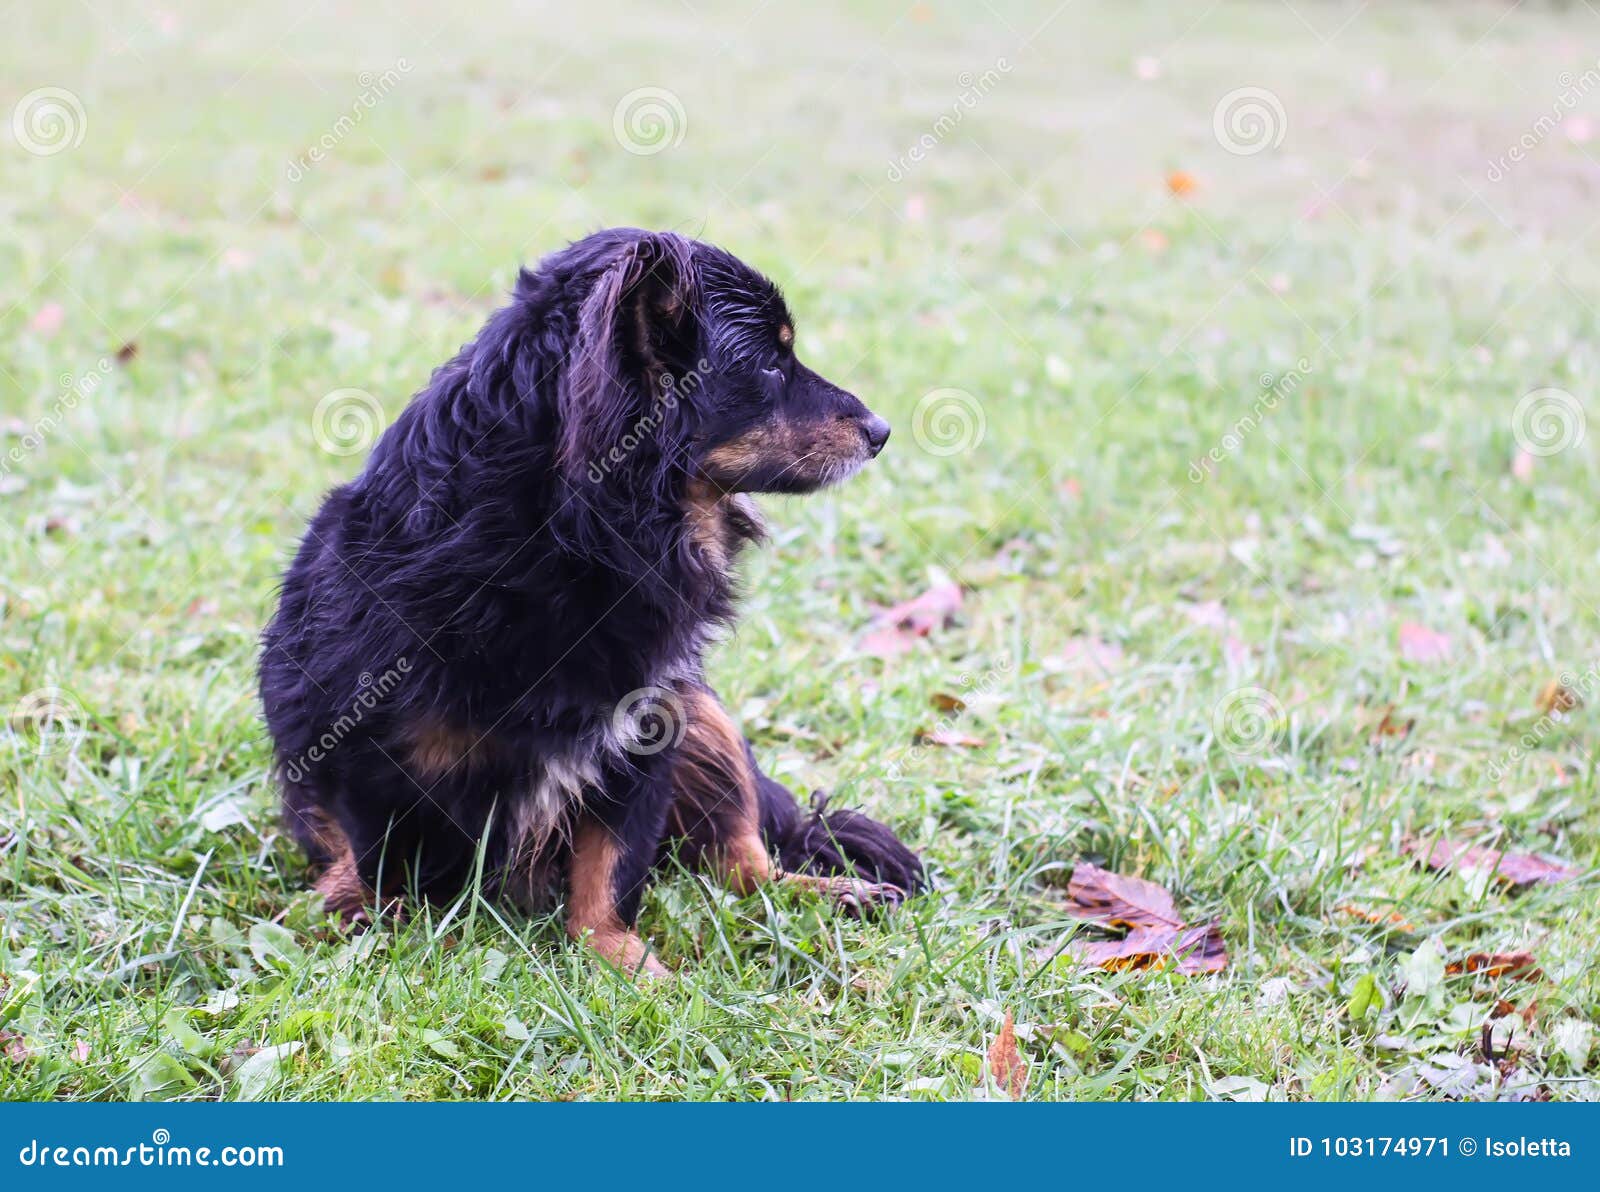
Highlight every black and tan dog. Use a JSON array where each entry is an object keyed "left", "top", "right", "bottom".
[{"left": 259, "top": 229, "right": 924, "bottom": 975}]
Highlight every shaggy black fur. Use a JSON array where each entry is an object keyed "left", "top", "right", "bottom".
[{"left": 259, "top": 228, "right": 923, "bottom": 966}]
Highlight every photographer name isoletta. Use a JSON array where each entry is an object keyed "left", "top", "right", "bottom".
[{"left": 1289, "top": 1137, "right": 1573, "bottom": 1159}]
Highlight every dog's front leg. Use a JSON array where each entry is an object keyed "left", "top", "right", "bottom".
[{"left": 566, "top": 761, "right": 675, "bottom": 978}]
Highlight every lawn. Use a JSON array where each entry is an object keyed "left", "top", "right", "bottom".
[{"left": 2, "top": 0, "right": 1598, "bottom": 1101}]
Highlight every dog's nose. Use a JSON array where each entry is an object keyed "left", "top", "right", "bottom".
[{"left": 863, "top": 416, "right": 891, "bottom": 457}]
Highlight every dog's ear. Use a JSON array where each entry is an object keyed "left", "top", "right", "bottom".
[{"left": 559, "top": 233, "right": 699, "bottom": 486}]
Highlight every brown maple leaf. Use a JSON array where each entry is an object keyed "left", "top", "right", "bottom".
[
  {"left": 1065, "top": 862, "right": 1182, "bottom": 930},
  {"left": 1056, "top": 863, "right": 1229, "bottom": 975},
  {"left": 1073, "top": 922, "right": 1227, "bottom": 975}
]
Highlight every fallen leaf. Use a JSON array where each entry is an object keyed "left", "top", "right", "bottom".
[
  {"left": 1338, "top": 903, "right": 1415, "bottom": 933},
  {"left": 1054, "top": 863, "right": 1229, "bottom": 975},
  {"left": 1366, "top": 703, "right": 1415, "bottom": 746},
  {"left": 858, "top": 571, "right": 962, "bottom": 657},
  {"left": 1347, "top": 972, "right": 1380, "bottom": 1020},
  {"left": 1404, "top": 837, "right": 1579, "bottom": 888},
  {"left": 916, "top": 728, "right": 985, "bottom": 748},
  {"left": 231, "top": 1041, "right": 303, "bottom": 1101},
  {"left": 987, "top": 1011, "right": 1027, "bottom": 1098},
  {"left": 1167, "top": 170, "right": 1198, "bottom": 197},
  {"left": 1064, "top": 862, "right": 1181, "bottom": 929},
  {"left": 1182, "top": 600, "right": 1231, "bottom": 631},
  {"left": 929, "top": 692, "right": 966, "bottom": 713},
  {"left": 1052, "top": 637, "right": 1124, "bottom": 676},
  {"left": 1448, "top": 951, "right": 1541, "bottom": 980},
  {"left": 1536, "top": 678, "right": 1581, "bottom": 716},
  {"left": 1073, "top": 922, "right": 1227, "bottom": 975},
  {"left": 30, "top": 302, "right": 64, "bottom": 337},
  {"left": 858, "top": 626, "right": 916, "bottom": 658},
  {"left": 1398, "top": 621, "right": 1453, "bottom": 664},
  {"left": 115, "top": 341, "right": 139, "bottom": 364}
]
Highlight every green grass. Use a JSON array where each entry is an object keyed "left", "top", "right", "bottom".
[{"left": 3, "top": 0, "right": 1599, "bottom": 1101}]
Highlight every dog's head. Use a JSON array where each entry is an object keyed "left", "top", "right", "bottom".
[{"left": 557, "top": 230, "right": 889, "bottom": 496}]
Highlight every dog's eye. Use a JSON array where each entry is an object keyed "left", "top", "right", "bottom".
[{"left": 777, "top": 324, "right": 793, "bottom": 350}]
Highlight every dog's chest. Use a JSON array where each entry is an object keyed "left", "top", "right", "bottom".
[{"left": 507, "top": 659, "right": 699, "bottom": 854}]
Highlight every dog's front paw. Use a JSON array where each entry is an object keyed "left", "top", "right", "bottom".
[{"left": 818, "top": 875, "right": 907, "bottom": 918}]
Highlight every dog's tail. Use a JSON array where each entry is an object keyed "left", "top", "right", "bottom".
[{"left": 751, "top": 752, "right": 926, "bottom": 894}]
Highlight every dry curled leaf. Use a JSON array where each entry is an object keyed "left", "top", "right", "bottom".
[
  {"left": 1365, "top": 703, "right": 1415, "bottom": 746},
  {"left": 1405, "top": 837, "right": 1578, "bottom": 888},
  {"left": 1535, "top": 678, "right": 1581, "bottom": 716},
  {"left": 1073, "top": 922, "right": 1227, "bottom": 975},
  {"left": 987, "top": 1011, "right": 1027, "bottom": 1098},
  {"left": 916, "top": 728, "right": 985, "bottom": 749},
  {"left": 1448, "top": 951, "right": 1541, "bottom": 981},
  {"left": 1338, "top": 903, "right": 1415, "bottom": 933}
]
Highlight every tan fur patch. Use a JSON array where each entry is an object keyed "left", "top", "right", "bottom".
[
  {"left": 682, "top": 481, "right": 765, "bottom": 572},
  {"left": 682, "top": 479, "right": 733, "bottom": 569},
  {"left": 700, "top": 424, "right": 788, "bottom": 481},
  {"left": 567, "top": 818, "right": 668, "bottom": 977},
  {"left": 666, "top": 689, "right": 771, "bottom": 894},
  {"left": 314, "top": 845, "right": 371, "bottom": 920},
  {"left": 403, "top": 717, "right": 498, "bottom": 781}
]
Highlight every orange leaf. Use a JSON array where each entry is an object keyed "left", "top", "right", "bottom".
[
  {"left": 916, "top": 728, "right": 985, "bottom": 748},
  {"left": 1338, "top": 903, "right": 1415, "bottom": 933},
  {"left": 1166, "top": 170, "right": 1198, "bottom": 197},
  {"left": 987, "top": 1011, "right": 1027, "bottom": 1098},
  {"left": 1405, "top": 837, "right": 1578, "bottom": 888},
  {"left": 1535, "top": 678, "right": 1581, "bottom": 716}
]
